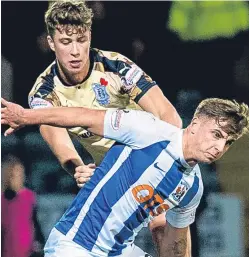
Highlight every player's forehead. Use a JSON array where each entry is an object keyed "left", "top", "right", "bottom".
[
  {"left": 203, "top": 117, "right": 236, "bottom": 140},
  {"left": 200, "top": 118, "right": 228, "bottom": 134},
  {"left": 55, "top": 24, "right": 89, "bottom": 38}
]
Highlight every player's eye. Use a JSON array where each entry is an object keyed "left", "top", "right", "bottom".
[
  {"left": 213, "top": 131, "right": 221, "bottom": 139},
  {"left": 78, "top": 38, "right": 87, "bottom": 43},
  {"left": 61, "top": 40, "right": 71, "bottom": 45}
]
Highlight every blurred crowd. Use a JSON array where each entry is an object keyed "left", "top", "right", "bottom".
[{"left": 1, "top": 1, "right": 249, "bottom": 257}]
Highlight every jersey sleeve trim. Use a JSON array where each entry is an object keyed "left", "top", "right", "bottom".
[{"left": 133, "top": 77, "right": 157, "bottom": 103}]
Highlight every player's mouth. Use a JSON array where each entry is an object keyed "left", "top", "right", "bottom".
[
  {"left": 69, "top": 60, "right": 82, "bottom": 68},
  {"left": 206, "top": 153, "right": 217, "bottom": 160}
]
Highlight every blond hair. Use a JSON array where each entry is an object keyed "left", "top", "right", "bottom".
[
  {"left": 45, "top": 1, "right": 93, "bottom": 37},
  {"left": 194, "top": 98, "right": 249, "bottom": 139}
]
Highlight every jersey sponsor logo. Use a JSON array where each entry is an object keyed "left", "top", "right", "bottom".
[
  {"left": 92, "top": 82, "right": 110, "bottom": 106},
  {"left": 132, "top": 184, "right": 170, "bottom": 217},
  {"left": 111, "top": 109, "right": 124, "bottom": 130},
  {"left": 154, "top": 162, "right": 165, "bottom": 172},
  {"left": 28, "top": 97, "right": 53, "bottom": 109},
  {"left": 125, "top": 65, "right": 143, "bottom": 85},
  {"left": 172, "top": 181, "right": 189, "bottom": 202}
]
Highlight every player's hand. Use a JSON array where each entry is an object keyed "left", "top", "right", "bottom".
[
  {"left": 74, "top": 163, "right": 96, "bottom": 188},
  {"left": 1, "top": 98, "right": 25, "bottom": 136},
  {"left": 149, "top": 213, "right": 166, "bottom": 231}
]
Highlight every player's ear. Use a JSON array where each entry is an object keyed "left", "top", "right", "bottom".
[
  {"left": 47, "top": 35, "right": 55, "bottom": 52},
  {"left": 189, "top": 117, "right": 199, "bottom": 134}
]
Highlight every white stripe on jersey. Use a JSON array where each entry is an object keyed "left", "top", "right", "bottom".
[{"left": 67, "top": 146, "right": 132, "bottom": 240}]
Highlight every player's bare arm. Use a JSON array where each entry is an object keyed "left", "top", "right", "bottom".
[
  {"left": 1, "top": 98, "right": 106, "bottom": 137},
  {"left": 40, "top": 125, "right": 85, "bottom": 177},
  {"left": 151, "top": 222, "right": 189, "bottom": 257},
  {"left": 149, "top": 214, "right": 191, "bottom": 257},
  {"left": 138, "top": 86, "right": 182, "bottom": 128},
  {"left": 1, "top": 97, "right": 94, "bottom": 179}
]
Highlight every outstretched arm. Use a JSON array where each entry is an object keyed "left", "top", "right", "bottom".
[
  {"left": 1, "top": 98, "right": 164, "bottom": 149},
  {"left": 1, "top": 98, "right": 106, "bottom": 136}
]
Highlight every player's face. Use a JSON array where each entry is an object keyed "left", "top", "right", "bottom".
[
  {"left": 48, "top": 28, "right": 91, "bottom": 79},
  {"left": 191, "top": 118, "right": 234, "bottom": 163}
]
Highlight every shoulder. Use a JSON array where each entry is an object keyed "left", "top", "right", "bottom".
[
  {"left": 92, "top": 48, "right": 131, "bottom": 63},
  {"left": 92, "top": 48, "right": 141, "bottom": 76},
  {"left": 29, "top": 61, "right": 56, "bottom": 98},
  {"left": 28, "top": 61, "right": 61, "bottom": 108}
]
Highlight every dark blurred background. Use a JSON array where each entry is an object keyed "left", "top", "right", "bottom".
[{"left": 2, "top": 1, "right": 249, "bottom": 257}]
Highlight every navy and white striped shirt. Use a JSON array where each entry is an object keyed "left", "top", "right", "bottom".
[{"left": 55, "top": 109, "right": 203, "bottom": 256}]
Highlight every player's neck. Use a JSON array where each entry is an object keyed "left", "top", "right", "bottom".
[
  {"left": 182, "top": 128, "right": 198, "bottom": 167},
  {"left": 57, "top": 58, "right": 90, "bottom": 86}
]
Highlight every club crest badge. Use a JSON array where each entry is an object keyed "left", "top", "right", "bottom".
[
  {"left": 172, "top": 181, "right": 189, "bottom": 202},
  {"left": 92, "top": 79, "right": 110, "bottom": 106}
]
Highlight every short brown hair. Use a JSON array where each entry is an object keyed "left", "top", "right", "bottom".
[
  {"left": 194, "top": 98, "right": 249, "bottom": 139},
  {"left": 45, "top": 1, "right": 93, "bottom": 37}
]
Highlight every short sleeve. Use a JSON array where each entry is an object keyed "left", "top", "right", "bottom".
[
  {"left": 28, "top": 62, "right": 61, "bottom": 109},
  {"left": 104, "top": 109, "right": 163, "bottom": 149},
  {"left": 166, "top": 172, "right": 204, "bottom": 228},
  {"left": 28, "top": 95, "right": 54, "bottom": 109}
]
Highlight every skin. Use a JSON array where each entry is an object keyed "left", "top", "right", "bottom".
[
  {"left": 47, "top": 27, "right": 91, "bottom": 86},
  {"left": 1, "top": 98, "right": 237, "bottom": 257},
  {"left": 182, "top": 117, "right": 234, "bottom": 166}
]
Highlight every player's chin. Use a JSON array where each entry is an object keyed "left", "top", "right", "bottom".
[{"left": 202, "top": 155, "right": 214, "bottom": 164}]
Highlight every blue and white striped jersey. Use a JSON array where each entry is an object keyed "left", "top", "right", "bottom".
[{"left": 55, "top": 109, "right": 203, "bottom": 256}]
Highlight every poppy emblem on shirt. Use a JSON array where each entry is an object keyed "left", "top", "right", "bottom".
[{"left": 100, "top": 78, "right": 108, "bottom": 86}]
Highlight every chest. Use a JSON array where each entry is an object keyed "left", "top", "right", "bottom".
[
  {"left": 54, "top": 71, "right": 136, "bottom": 110},
  {"left": 130, "top": 157, "right": 198, "bottom": 218}
]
